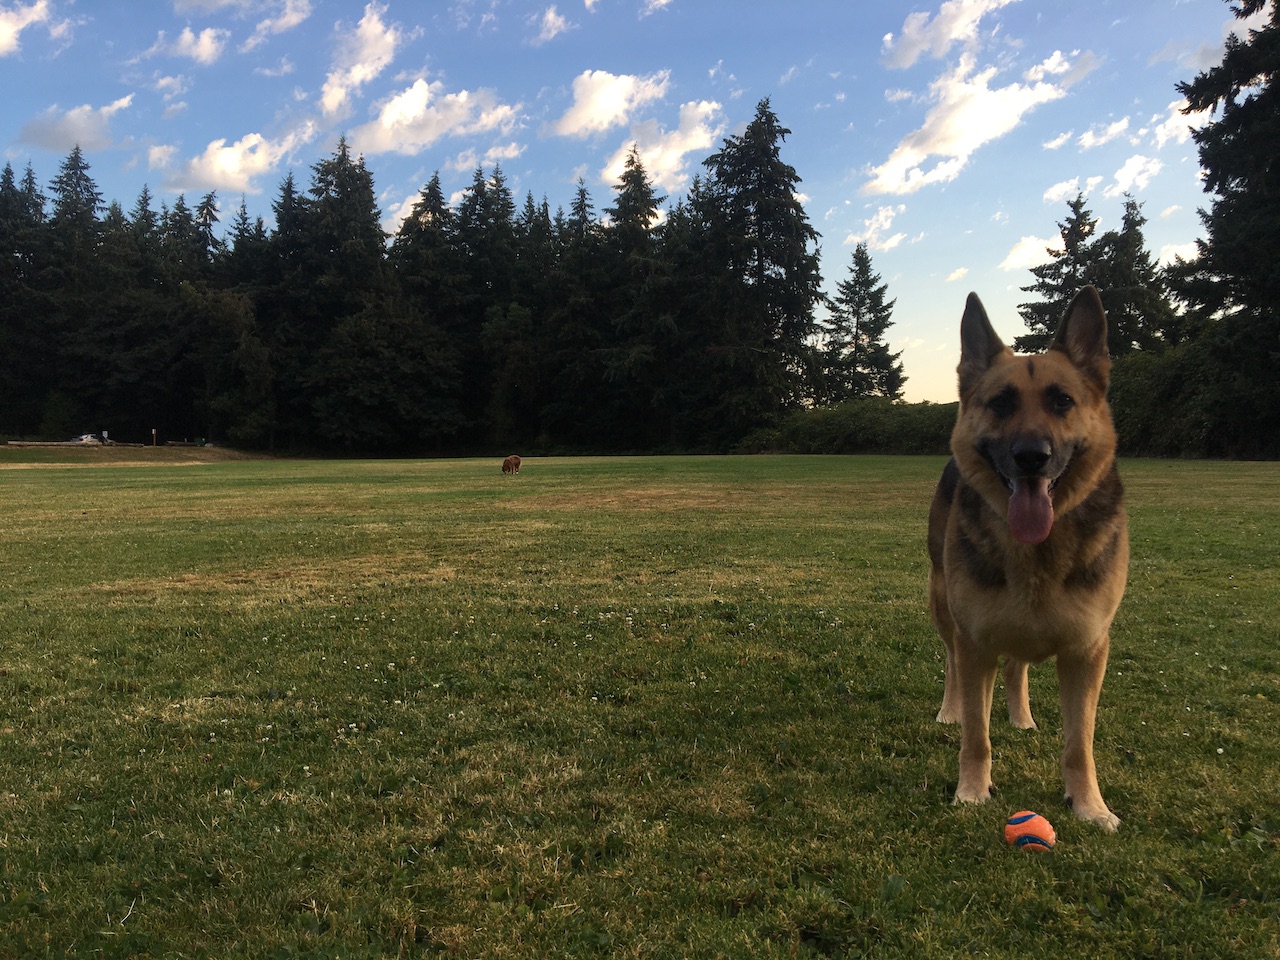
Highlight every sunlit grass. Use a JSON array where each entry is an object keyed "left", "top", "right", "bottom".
[{"left": 0, "top": 451, "right": 1277, "bottom": 957}]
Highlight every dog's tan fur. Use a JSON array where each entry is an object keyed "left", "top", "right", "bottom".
[{"left": 928, "top": 286, "right": 1128, "bottom": 831}]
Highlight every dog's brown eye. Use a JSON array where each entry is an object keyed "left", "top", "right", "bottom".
[
  {"left": 1047, "top": 388, "right": 1074, "bottom": 415},
  {"left": 987, "top": 387, "right": 1017, "bottom": 418}
]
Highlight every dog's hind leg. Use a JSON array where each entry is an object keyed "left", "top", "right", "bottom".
[
  {"left": 930, "top": 569, "right": 963, "bottom": 725},
  {"left": 1003, "top": 658, "right": 1036, "bottom": 730}
]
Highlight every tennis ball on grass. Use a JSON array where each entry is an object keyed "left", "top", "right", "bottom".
[{"left": 1005, "top": 811, "right": 1056, "bottom": 852}]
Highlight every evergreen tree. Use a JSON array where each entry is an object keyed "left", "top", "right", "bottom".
[
  {"left": 1016, "top": 194, "right": 1174, "bottom": 356},
  {"left": 1015, "top": 194, "right": 1099, "bottom": 352},
  {"left": 700, "top": 98, "right": 823, "bottom": 441},
  {"left": 817, "top": 243, "right": 905, "bottom": 402},
  {"left": 601, "top": 146, "right": 668, "bottom": 446},
  {"left": 1152, "top": 0, "right": 1280, "bottom": 456},
  {"left": 0, "top": 162, "right": 50, "bottom": 433}
]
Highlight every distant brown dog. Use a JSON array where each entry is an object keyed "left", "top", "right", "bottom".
[
  {"left": 502, "top": 455, "right": 521, "bottom": 475},
  {"left": 928, "top": 286, "right": 1128, "bottom": 831}
]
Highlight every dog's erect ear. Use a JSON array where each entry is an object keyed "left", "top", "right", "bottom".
[
  {"left": 1050, "top": 285, "right": 1111, "bottom": 390},
  {"left": 958, "top": 292, "right": 1010, "bottom": 400}
]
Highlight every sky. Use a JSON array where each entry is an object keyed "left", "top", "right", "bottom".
[{"left": 0, "top": 0, "right": 1257, "bottom": 402}]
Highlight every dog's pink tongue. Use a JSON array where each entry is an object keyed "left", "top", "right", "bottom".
[{"left": 1008, "top": 477, "right": 1054, "bottom": 544}]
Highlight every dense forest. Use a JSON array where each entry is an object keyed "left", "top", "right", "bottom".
[
  {"left": 2, "top": 0, "right": 1278, "bottom": 460},
  {"left": 0, "top": 100, "right": 905, "bottom": 453}
]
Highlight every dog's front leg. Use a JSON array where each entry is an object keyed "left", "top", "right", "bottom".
[
  {"left": 953, "top": 642, "right": 999, "bottom": 804},
  {"left": 1057, "top": 638, "right": 1120, "bottom": 831}
]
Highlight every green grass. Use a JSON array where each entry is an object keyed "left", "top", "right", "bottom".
[{"left": 0, "top": 450, "right": 1277, "bottom": 958}]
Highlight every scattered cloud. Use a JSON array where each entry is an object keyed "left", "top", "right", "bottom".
[
  {"left": 1157, "top": 241, "right": 1198, "bottom": 266},
  {"left": 154, "top": 74, "right": 189, "bottom": 102},
  {"left": 148, "top": 144, "right": 177, "bottom": 169},
  {"left": 141, "top": 26, "right": 231, "bottom": 66},
  {"left": 999, "top": 234, "right": 1062, "bottom": 271},
  {"left": 351, "top": 78, "right": 520, "bottom": 155},
  {"left": 242, "top": 0, "right": 312, "bottom": 52},
  {"left": 165, "top": 122, "right": 318, "bottom": 193},
  {"left": 18, "top": 95, "right": 133, "bottom": 151},
  {"left": 530, "top": 5, "right": 574, "bottom": 44},
  {"left": 1104, "top": 154, "right": 1162, "bottom": 197},
  {"left": 881, "top": 0, "right": 1020, "bottom": 69},
  {"left": 600, "top": 99, "right": 723, "bottom": 192},
  {"left": 1151, "top": 97, "right": 1211, "bottom": 149},
  {"left": 844, "top": 204, "right": 908, "bottom": 251},
  {"left": 640, "top": 0, "right": 673, "bottom": 16},
  {"left": 0, "top": 0, "right": 51, "bottom": 56},
  {"left": 863, "top": 53, "right": 1067, "bottom": 195},
  {"left": 320, "top": 2, "right": 404, "bottom": 118},
  {"left": 946, "top": 266, "right": 969, "bottom": 282},
  {"left": 1043, "top": 130, "right": 1072, "bottom": 150},
  {"left": 255, "top": 57, "right": 295, "bottom": 78},
  {"left": 1078, "top": 117, "right": 1130, "bottom": 149},
  {"left": 1160, "top": 204, "right": 1181, "bottom": 219},
  {"left": 552, "top": 68, "right": 670, "bottom": 137},
  {"left": 1042, "top": 175, "right": 1104, "bottom": 204}
]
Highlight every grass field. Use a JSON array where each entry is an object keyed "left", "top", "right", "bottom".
[{"left": 1, "top": 449, "right": 1277, "bottom": 958}]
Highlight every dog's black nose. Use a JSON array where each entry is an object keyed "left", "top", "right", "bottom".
[{"left": 1012, "top": 439, "right": 1052, "bottom": 474}]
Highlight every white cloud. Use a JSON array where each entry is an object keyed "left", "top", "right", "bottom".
[
  {"left": 552, "top": 69, "right": 670, "bottom": 138},
  {"left": 999, "top": 234, "right": 1062, "bottom": 271},
  {"left": 154, "top": 74, "right": 188, "bottom": 102},
  {"left": 1160, "top": 204, "right": 1181, "bottom": 219},
  {"left": 351, "top": 78, "right": 520, "bottom": 155},
  {"left": 1157, "top": 242, "right": 1198, "bottom": 266},
  {"left": 166, "top": 122, "right": 317, "bottom": 193},
  {"left": 0, "top": 0, "right": 49, "bottom": 56},
  {"left": 881, "top": 0, "right": 1020, "bottom": 69},
  {"left": 1043, "top": 130, "right": 1071, "bottom": 150},
  {"left": 1042, "top": 178, "right": 1080, "bottom": 204},
  {"left": 585, "top": 0, "right": 599, "bottom": 9},
  {"left": 1078, "top": 117, "right": 1130, "bottom": 149},
  {"left": 641, "top": 0, "right": 673, "bottom": 15},
  {"left": 1043, "top": 176, "right": 1105, "bottom": 204},
  {"left": 18, "top": 95, "right": 133, "bottom": 151},
  {"left": 1104, "top": 154, "right": 1162, "bottom": 197},
  {"left": 946, "top": 267, "right": 969, "bottom": 282},
  {"left": 844, "top": 204, "right": 907, "bottom": 252},
  {"left": 320, "top": 2, "right": 403, "bottom": 118},
  {"left": 382, "top": 191, "right": 419, "bottom": 234},
  {"left": 255, "top": 57, "right": 295, "bottom": 78},
  {"left": 242, "top": 0, "right": 312, "bottom": 52},
  {"left": 863, "top": 53, "right": 1066, "bottom": 195},
  {"left": 1152, "top": 98, "right": 1211, "bottom": 149},
  {"left": 600, "top": 99, "right": 723, "bottom": 192},
  {"left": 148, "top": 144, "right": 177, "bottom": 169},
  {"left": 531, "top": 5, "right": 573, "bottom": 44},
  {"left": 142, "top": 26, "right": 230, "bottom": 65}
]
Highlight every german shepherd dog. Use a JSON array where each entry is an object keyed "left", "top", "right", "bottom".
[{"left": 928, "top": 286, "right": 1127, "bottom": 831}]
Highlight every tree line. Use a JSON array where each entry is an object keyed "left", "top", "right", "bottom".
[
  {"left": 0, "top": 100, "right": 906, "bottom": 453},
  {"left": 3, "top": 0, "right": 1277, "bottom": 461}
]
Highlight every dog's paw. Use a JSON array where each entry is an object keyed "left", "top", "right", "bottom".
[
  {"left": 952, "top": 781, "right": 994, "bottom": 805},
  {"left": 1066, "top": 795, "right": 1120, "bottom": 832},
  {"left": 935, "top": 707, "right": 962, "bottom": 725}
]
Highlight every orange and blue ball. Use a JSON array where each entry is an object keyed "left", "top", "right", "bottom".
[{"left": 1005, "top": 811, "right": 1056, "bottom": 852}]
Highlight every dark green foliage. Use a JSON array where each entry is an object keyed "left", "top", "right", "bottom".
[
  {"left": 1016, "top": 194, "right": 1173, "bottom": 356},
  {"left": 752, "top": 399, "right": 956, "bottom": 455},
  {"left": 816, "top": 243, "right": 905, "bottom": 403}
]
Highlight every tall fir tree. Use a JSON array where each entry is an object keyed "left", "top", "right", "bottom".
[
  {"left": 817, "top": 243, "right": 905, "bottom": 402},
  {"left": 700, "top": 98, "right": 823, "bottom": 441}
]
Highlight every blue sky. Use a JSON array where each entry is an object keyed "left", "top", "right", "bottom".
[{"left": 0, "top": 0, "right": 1254, "bottom": 401}]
